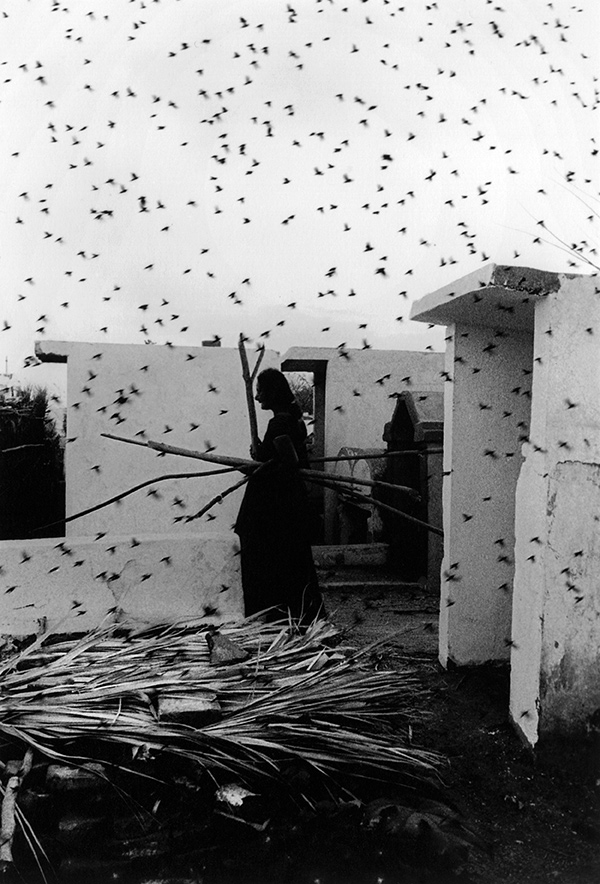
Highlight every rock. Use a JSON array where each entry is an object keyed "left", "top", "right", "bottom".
[
  {"left": 1, "top": 760, "right": 22, "bottom": 780},
  {"left": 157, "top": 692, "right": 221, "bottom": 726},
  {"left": 215, "top": 783, "right": 258, "bottom": 807},
  {"left": 206, "top": 632, "right": 249, "bottom": 665}
]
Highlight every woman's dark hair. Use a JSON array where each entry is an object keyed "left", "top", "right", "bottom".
[{"left": 256, "top": 368, "right": 302, "bottom": 418}]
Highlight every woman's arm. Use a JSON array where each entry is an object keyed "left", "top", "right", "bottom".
[{"left": 253, "top": 414, "right": 296, "bottom": 461}]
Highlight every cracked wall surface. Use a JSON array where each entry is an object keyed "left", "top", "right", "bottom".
[
  {"left": 438, "top": 324, "right": 533, "bottom": 666},
  {"left": 510, "top": 273, "right": 600, "bottom": 744},
  {"left": 540, "top": 462, "right": 600, "bottom": 734},
  {"left": 0, "top": 534, "right": 243, "bottom": 636}
]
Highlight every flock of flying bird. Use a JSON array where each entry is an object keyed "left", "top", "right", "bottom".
[{"left": 1, "top": 0, "right": 599, "bottom": 647}]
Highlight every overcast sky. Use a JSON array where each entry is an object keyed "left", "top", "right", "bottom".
[{"left": 1, "top": 0, "right": 598, "bottom": 398}]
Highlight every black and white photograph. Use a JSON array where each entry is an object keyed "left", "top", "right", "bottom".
[{"left": 0, "top": 1, "right": 598, "bottom": 881}]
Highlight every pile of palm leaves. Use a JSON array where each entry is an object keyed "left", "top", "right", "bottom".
[{"left": 0, "top": 615, "right": 441, "bottom": 795}]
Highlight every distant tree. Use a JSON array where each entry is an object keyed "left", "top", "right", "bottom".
[
  {"left": 0, "top": 386, "right": 65, "bottom": 539},
  {"left": 286, "top": 372, "right": 314, "bottom": 416}
]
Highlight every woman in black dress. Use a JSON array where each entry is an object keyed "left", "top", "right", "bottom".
[{"left": 234, "top": 368, "right": 325, "bottom": 625}]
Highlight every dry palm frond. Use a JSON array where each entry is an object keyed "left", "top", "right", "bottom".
[{"left": 0, "top": 616, "right": 441, "bottom": 795}]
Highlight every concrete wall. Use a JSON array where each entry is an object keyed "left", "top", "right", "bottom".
[
  {"left": 510, "top": 276, "right": 600, "bottom": 743},
  {"left": 0, "top": 533, "right": 243, "bottom": 636},
  {"left": 3, "top": 340, "right": 444, "bottom": 634},
  {"left": 412, "top": 264, "right": 600, "bottom": 745},
  {"left": 426, "top": 449, "right": 444, "bottom": 593},
  {"left": 283, "top": 347, "right": 444, "bottom": 455},
  {"left": 439, "top": 325, "right": 533, "bottom": 666},
  {"left": 0, "top": 340, "right": 278, "bottom": 636}
]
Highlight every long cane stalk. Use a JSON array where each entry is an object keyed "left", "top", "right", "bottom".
[
  {"left": 307, "top": 476, "right": 443, "bottom": 537},
  {"left": 102, "top": 433, "right": 258, "bottom": 470},
  {"left": 28, "top": 467, "right": 240, "bottom": 536},
  {"left": 183, "top": 475, "right": 250, "bottom": 522},
  {"left": 308, "top": 449, "right": 443, "bottom": 463},
  {"left": 300, "top": 468, "right": 419, "bottom": 501}
]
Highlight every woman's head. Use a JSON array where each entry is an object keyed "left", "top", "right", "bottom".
[{"left": 255, "top": 368, "right": 297, "bottom": 413}]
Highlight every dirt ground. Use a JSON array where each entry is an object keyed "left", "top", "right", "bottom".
[
  {"left": 5, "top": 589, "right": 599, "bottom": 884},
  {"left": 326, "top": 588, "right": 600, "bottom": 884}
]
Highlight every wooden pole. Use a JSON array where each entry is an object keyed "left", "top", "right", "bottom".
[
  {"left": 250, "top": 344, "right": 265, "bottom": 382},
  {"left": 102, "top": 432, "right": 258, "bottom": 470},
  {"left": 238, "top": 335, "right": 262, "bottom": 451}
]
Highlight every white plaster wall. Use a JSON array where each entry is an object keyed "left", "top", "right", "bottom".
[
  {"left": 439, "top": 324, "right": 533, "bottom": 666},
  {"left": 426, "top": 450, "right": 444, "bottom": 592},
  {"left": 438, "top": 336, "right": 456, "bottom": 656},
  {"left": 0, "top": 533, "right": 243, "bottom": 636},
  {"left": 510, "top": 276, "right": 600, "bottom": 742},
  {"left": 542, "top": 462, "right": 600, "bottom": 731},
  {"left": 37, "top": 341, "right": 278, "bottom": 537},
  {"left": 283, "top": 347, "right": 444, "bottom": 454},
  {"left": 0, "top": 341, "right": 275, "bottom": 637},
  {"left": 510, "top": 456, "right": 547, "bottom": 745},
  {"left": 323, "top": 350, "right": 445, "bottom": 454}
]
